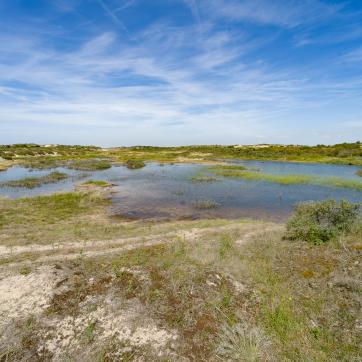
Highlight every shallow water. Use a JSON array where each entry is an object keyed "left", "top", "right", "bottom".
[{"left": 0, "top": 161, "right": 361, "bottom": 221}]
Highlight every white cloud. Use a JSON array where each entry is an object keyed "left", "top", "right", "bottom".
[{"left": 0, "top": 3, "right": 360, "bottom": 146}]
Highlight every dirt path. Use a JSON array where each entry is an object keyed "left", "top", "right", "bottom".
[{"left": 0, "top": 223, "right": 284, "bottom": 269}]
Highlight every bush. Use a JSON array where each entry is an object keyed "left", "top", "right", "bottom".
[
  {"left": 285, "top": 200, "right": 360, "bottom": 244},
  {"left": 125, "top": 159, "right": 145, "bottom": 169}
]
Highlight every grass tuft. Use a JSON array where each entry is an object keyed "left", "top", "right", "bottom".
[
  {"left": 3, "top": 171, "right": 68, "bottom": 189},
  {"left": 80, "top": 180, "right": 115, "bottom": 187}
]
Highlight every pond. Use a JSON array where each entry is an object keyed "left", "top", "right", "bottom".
[{"left": 0, "top": 160, "right": 361, "bottom": 221}]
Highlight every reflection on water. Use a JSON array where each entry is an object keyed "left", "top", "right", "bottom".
[{"left": 0, "top": 161, "right": 361, "bottom": 221}]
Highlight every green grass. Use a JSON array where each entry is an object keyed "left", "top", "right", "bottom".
[
  {"left": 0, "top": 190, "right": 241, "bottom": 246},
  {"left": 3, "top": 171, "right": 68, "bottom": 189},
  {"left": 0, "top": 192, "right": 109, "bottom": 229},
  {"left": 66, "top": 159, "right": 112, "bottom": 171},
  {"left": 238, "top": 223, "right": 362, "bottom": 361},
  {"left": 210, "top": 169, "right": 362, "bottom": 190},
  {"left": 208, "top": 165, "right": 248, "bottom": 171},
  {"left": 125, "top": 159, "right": 145, "bottom": 169},
  {"left": 80, "top": 180, "right": 114, "bottom": 187}
]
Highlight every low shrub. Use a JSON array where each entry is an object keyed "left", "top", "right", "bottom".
[
  {"left": 285, "top": 200, "right": 360, "bottom": 244},
  {"left": 125, "top": 159, "right": 145, "bottom": 169}
]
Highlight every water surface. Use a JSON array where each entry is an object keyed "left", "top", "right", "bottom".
[{"left": 0, "top": 161, "right": 360, "bottom": 221}]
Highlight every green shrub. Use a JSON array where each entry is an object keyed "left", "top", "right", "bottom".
[
  {"left": 1, "top": 154, "right": 13, "bottom": 160},
  {"left": 125, "top": 159, "right": 145, "bottom": 169},
  {"left": 285, "top": 200, "right": 360, "bottom": 244}
]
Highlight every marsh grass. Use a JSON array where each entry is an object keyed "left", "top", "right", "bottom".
[
  {"left": 0, "top": 191, "right": 239, "bottom": 246},
  {"left": 66, "top": 159, "right": 112, "bottom": 171},
  {"left": 80, "top": 180, "right": 114, "bottom": 187},
  {"left": 125, "top": 159, "right": 145, "bottom": 169},
  {"left": 208, "top": 165, "right": 248, "bottom": 171},
  {"left": 3, "top": 171, "right": 68, "bottom": 189},
  {"left": 210, "top": 169, "right": 362, "bottom": 190}
]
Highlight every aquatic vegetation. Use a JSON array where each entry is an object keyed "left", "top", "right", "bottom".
[
  {"left": 193, "top": 199, "right": 219, "bottom": 209},
  {"left": 190, "top": 173, "right": 219, "bottom": 183},
  {"left": 208, "top": 165, "right": 248, "bottom": 171},
  {"left": 3, "top": 172, "right": 68, "bottom": 189},
  {"left": 22, "top": 158, "right": 59, "bottom": 169},
  {"left": 66, "top": 159, "right": 112, "bottom": 171},
  {"left": 210, "top": 169, "right": 362, "bottom": 191},
  {"left": 125, "top": 159, "right": 145, "bottom": 169},
  {"left": 80, "top": 180, "right": 115, "bottom": 187},
  {"left": 285, "top": 200, "right": 360, "bottom": 244},
  {"left": 356, "top": 169, "right": 362, "bottom": 177}
]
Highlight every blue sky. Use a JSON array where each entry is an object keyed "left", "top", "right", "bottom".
[{"left": 0, "top": 0, "right": 361, "bottom": 146}]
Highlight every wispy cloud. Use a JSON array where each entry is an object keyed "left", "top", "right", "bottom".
[
  {"left": 0, "top": 0, "right": 361, "bottom": 145},
  {"left": 200, "top": 0, "right": 341, "bottom": 28}
]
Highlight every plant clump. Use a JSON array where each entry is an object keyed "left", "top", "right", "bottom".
[
  {"left": 67, "top": 159, "right": 112, "bottom": 171},
  {"left": 285, "top": 199, "right": 360, "bottom": 244},
  {"left": 356, "top": 169, "right": 362, "bottom": 177},
  {"left": 125, "top": 160, "right": 145, "bottom": 169},
  {"left": 3, "top": 172, "right": 68, "bottom": 189}
]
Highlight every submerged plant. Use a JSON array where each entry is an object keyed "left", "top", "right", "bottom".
[
  {"left": 193, "top": 199, "right": 219, "bottom": 209},
  {"left": 190, "top": 174, "right": 219, "bottom": 183},
  {"left": 285, "top": 199, "right": 360, "bottom": 244}
]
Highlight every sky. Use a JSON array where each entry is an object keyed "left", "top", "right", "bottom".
[{"left": 0, "top": 0, "right": 361, "bottom": 146}]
